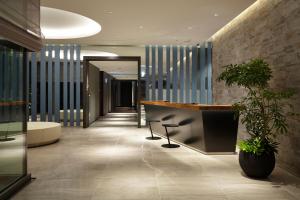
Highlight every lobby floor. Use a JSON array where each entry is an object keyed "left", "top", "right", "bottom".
[{"left": 12, "top": 114, "right": 300, "bottom": 200}]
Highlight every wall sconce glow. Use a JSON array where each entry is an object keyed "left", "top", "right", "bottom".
[{"left": 41, "top": 7, "right": 101, "bottom": 39}]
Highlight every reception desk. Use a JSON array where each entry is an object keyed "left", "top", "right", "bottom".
[{"left": 141, "top": 101, "right": 239, "bottom": 154}]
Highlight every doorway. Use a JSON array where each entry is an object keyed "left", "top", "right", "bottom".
[{"left": 83, "top": 56, "right": 141, "bottom": 128}]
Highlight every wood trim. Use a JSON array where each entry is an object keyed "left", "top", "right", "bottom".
[
  {"left": 140, "top": 101, "right": 233, "bottom": 111},
  {"left": 0, "top": 101, "right": 25, "bottom": 106},
  {"left": 83, "top": 56, "right": 142, "bottom": 128},
  {"left": 0, "top": 17, "right": 42, "bottom": 51}
]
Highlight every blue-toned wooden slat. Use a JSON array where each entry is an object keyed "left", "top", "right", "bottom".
[
  {"left": 18, "top": 52, "right": 23, "bottom": 100},
  {"left": 40, "top": 46, "right": 46, "bottom": 121},
  {"left": 145, "top": 46, "right": 150, "bottom": 100},
  {"left": 75, "top": 45, "right": 81, "bottom": 126},
  {"left": 54, "top": 45, "right": 60, "bottom": 122},
  {"left": 12, "top": 51, "right": 18, "bottom": 99},
  {"left": 69, "top": 45, "right": 75, "bottom": 126},
  {"left": 166, "top": 46, "right": 171, "bottom": 101},
  {"left": 3, "top": 48, "right": 9, "bottom": 100},
  {"left": 63, "top": 45, "right": 68, "bottom": 126},
  {"left": 185, "top": 46, "right": 190, "bottom": 103},
  {"left": 207, "top": 42, "right": 213, "bottom": 104},
  {"left": 191, "top": 46, "right": 197, "bottom": 103},
  {"left": 0, "top": 48, "right": 3, "bottom": 99},
  {"left": 157, "top": 46, "right": 163, "bottom": 100},
  {"left": 26, "top": 52, "right": 30, "bottom": 121},
  {"left": 172, "top": 46, "right": 178, "bottom": 102},
  {"left": 179, "top": 46, "right": 184, "bottom": 103},
  {"left": 151, "top": 46, "right": 156, "bottom": 100},
  {"left": 31, "top": 52, "right": 37, "bottom": 121},
  {"left": 47, "top": 45, "right": 53, "bottom": 121},
  {"left": 199, "top": 43, "right": 207, "bottom": 104}
]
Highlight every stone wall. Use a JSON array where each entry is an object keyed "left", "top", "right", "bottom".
[{"left": 211, "top": 0, "right": 300, "bottom": 176}]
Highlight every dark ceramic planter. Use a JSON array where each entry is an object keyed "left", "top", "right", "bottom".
[{"left": 239, "top": 150, "right": 275, "bottom": 179}]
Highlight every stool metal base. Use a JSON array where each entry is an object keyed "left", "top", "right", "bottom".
[
  {"left": 146, "top": 136, "right": 161, "bottom": 140},
  {"left": 161, "top": 143, "right": 180, "bottom": 148},
  {"left": 0, "top": 138, "right": 15, "bottom": 142}
]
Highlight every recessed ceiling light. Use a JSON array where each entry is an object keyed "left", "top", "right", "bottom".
[
  {"left": 214, "top": 13, "right": 219, "bottom": 17},
  {"left": 139, "top": 25, "right": 144, "bottom": 29},
  {"left": 187, "top": 26, "right": 193, "bottom": 30},
  {"left": 41, "top": 7, "right": 101, "bottom": 39}
]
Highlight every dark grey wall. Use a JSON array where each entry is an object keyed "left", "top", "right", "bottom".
[
  {"left": 99, "top": 71, "right": 114, "bottom": 116},
  {"left": 211, "top": 0, "right": 300, "bottom": 176},
  {"left": 88, "top": 64, "right": 100, "bottom": 123}
]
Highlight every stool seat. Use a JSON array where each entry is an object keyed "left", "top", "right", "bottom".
[
  {"left": 162, "top": 123, "right": 178, "bottom": 127},
  {"left": 146, "top": 119, "right": 160, "bottom": 123}
]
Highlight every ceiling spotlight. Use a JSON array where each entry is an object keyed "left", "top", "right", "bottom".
[
  {"left": 139, "top": 25, "right": 144, "bottom": 29},
  {"left": 214, "top": 13, "right": 219, "bottom": 17},
  {"left": 187, "top": 26, "right": 193, "bottom": 30}
]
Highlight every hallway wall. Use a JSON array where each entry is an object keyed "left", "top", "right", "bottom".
[
  {"left": 89, "top": 63, "right": 100, "bottom": 123},
  {"left": 211, "top": 0, "right": 300, "bottom": 176},
  {"left": 99, "top": 71, "right": 114, "bottom": 116}
]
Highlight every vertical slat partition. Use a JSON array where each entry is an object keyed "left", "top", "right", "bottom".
[
  {"left": 75, "top": 45, "right": 81, "bottom": 126},
  {"left": 157, "top": 46, "right": 163, "bottom": 100},
  {"left": 31, "top": 52, "right": 37, "bottom": 121},
  {"left": 69, "top": 45, "right": 75, "bottom": 126},
  {"left": 199, "top": 43, "right": 206, "bottom": 103},
  {"left": 145, "top": 46, "right": 150, "bottom": 100},
  {"left": 166, "top": 46, "right": 171, "bottom": 101},
  {"left": 151, "top": 46, "right": 156, "bottom": 100},
  {"left": 40, "top": 47, "right": 46, "bottom": 121},
  {"left": 47, "top": 45, "right": 53, "bottom": 121},
  {"left": 172, "top": 46, "right": 178, "bottom": 102}
]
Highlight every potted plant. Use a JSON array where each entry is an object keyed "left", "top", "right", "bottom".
[{"left": 218, "top": 58, "right": 296, "bottom": 178}]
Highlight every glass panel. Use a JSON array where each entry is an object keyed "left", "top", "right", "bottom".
[{"left": 0, "top": 40, "right": 26, "bottom": 193}]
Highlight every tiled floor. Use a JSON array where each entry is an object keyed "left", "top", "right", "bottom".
[{"left": 12, "top": 113, "right": 300, "bottom": 200}]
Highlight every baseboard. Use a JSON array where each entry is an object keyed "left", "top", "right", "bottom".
[{"left": 0, "top": 174, "right": 31, "bottom": 200}]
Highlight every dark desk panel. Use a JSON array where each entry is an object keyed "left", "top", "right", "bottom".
[{"left": 143, "top": 102, "right": 238, "bottom": 154}]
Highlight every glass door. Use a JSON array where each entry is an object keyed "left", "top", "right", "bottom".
[{"left": 0, "top": 40, "right": 27, "bottom": 193}]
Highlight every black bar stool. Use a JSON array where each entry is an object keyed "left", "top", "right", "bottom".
[
  {"left": 161, "top": 123, "right": 180, "bottom": 148},
  {"left": 146, "top": 119, "right": 161, "bottom": 140}
]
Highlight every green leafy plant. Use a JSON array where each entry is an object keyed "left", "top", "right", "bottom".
[{"left": 218, "top": 58, "right": 296, "bottom": 155}]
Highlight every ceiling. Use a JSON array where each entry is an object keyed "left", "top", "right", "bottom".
[
  {"left": 41, "top": 0, "right": 256, "bottom": 78},
  {"left": 90, "top": 61, "right": 139, "bottom": 80},
  {"left": 41, "top": 0, "right": 256, "bottom": 46}
]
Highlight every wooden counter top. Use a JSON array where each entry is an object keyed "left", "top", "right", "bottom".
[{"left": 140, "top": 101, "right": 232, "bottom": 111}]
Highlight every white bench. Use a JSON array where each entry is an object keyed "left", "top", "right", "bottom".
[{"left": 27, "top": 122, "right": 61, "bottom": 147}]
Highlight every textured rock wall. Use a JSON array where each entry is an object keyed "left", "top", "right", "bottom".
[{"left": 211, "top": 0, "right": 300, "bottom": 176}]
